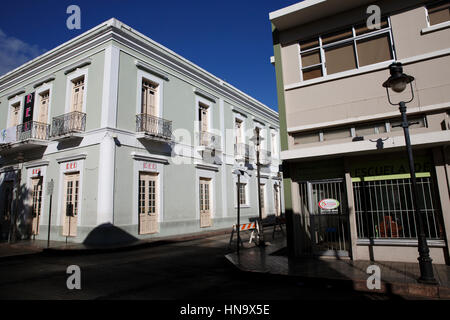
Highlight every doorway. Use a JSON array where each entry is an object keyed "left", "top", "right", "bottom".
[{"left": 299, "top": 179, "right": 350, "bottom": 257}]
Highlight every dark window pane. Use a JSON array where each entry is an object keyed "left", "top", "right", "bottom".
[
  {"left": 356, "top": 34, "right": 393, "bottom": 67},
  {"left": 322, "top": 28, "right": 353, "bottom": 45},
  {"left": 301, "top": 50, "right": 321, "bottom": 68},
  {"left": 302, "top": 66, "right": 323, "bottom": 80},
  {"left": 325, "top": 43, "right": 357, "bottom": 74},
  {"left": 300, "top": 38, "right": 319, "bottom": 50}
]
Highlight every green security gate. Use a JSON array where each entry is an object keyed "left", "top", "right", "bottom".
[{"left": 299, "top": 179, "right": 350, "bottom": 257}]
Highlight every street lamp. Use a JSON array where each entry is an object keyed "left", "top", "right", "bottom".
[
  {"left": 382, "top": 62, "right": 437, "bottom": 285},
  {"left": 233, "top": 168, "right": 246, "bottom": 253},
  {"left": 250, "top": 127, "right": 265, "bottom": 246}
]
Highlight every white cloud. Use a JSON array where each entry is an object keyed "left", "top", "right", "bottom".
[{"left": 0, "top": 29, "right": 46, "bottom": 76}]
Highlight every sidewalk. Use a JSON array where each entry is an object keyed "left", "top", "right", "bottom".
[
  {"left": 225, "top": 235, "right": 450, "bottom": 299},
  {"left": 0, "top": 227, "right": 232, "bottom": 260}
]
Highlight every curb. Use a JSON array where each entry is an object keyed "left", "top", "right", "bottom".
[{"left": 224, "top": 255, "right": 450, "bottom": 299}]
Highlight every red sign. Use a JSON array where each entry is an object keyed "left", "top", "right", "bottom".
[
  {"left": 143, "top": 162, "right": 157, "bottom": 171},
  {"left": 66, "top": 162, "right": 77, "bottom": 170},
  {"left": 32, "top": 168, "right": 41, "bottom": 175}
]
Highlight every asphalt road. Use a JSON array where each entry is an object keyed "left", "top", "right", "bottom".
[{"left": 0, "top": 233, "right": 396, "bottom": 300}]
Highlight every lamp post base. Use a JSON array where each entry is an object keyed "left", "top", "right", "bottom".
[{"left": 418, "top": 257, "right": 438, "bottom": 285}]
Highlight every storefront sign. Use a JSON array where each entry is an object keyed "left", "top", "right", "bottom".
[
  {"left": 31, "top": 168, "right": 41, "bottom": 176},
  {"left": 22, "top": 92, "right": 35, "bottom": 125},
  {"left": 319, "top": 198, "right": 340, "bottom": 210},
  {"left": 351, "top": 157, "right": 432, "bottom": 178},
  {"left": 65, "top": 162, "right": 78, "bottom": 170},
  {"left": 142, "top": 162, "right": 157, "bottom": 171}
]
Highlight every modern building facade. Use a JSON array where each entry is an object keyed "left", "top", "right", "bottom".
[
  {"left": 0, "top": 18, "right": 281, "bottom": 243},
  {"left": 271, "top": 0, "right": 450, "bottom": 263}
]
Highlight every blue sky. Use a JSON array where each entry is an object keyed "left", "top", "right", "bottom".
[{"left": 0, "top": 0, "right": 299, "bottom": 111}]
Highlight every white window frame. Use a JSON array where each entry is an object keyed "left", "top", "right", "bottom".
[
  {"left": 132, "top": 158, "right": 164, "bottom": 226},
  {"left": 195, "top": 168, "right": 216, "bottom": 220},
  {"left": 233, "top": 171, "right": 251, "bottom": 208},
  {"left": 136, "top": 69, "right": 164, "bottom": 118},
  {"left": 34, "top": 82, "right": 53, "bottom": 124},
  {"left": 56, "top": 158, "right": 85, "bottom": 229},
  {"left": 298, "top": 16, "right": 396, "bottom": 82},
  {"left": 233, "top": 113, "right": 246, "bottom": 146},
  {"left": 195, "top": 95, "right": 214, "bottom": 148},
  {"left": 64, "top": 68, "right": 88, "bottom": 114},
  {"left": 6, "top": 95, "right": 23, "bottom": 128},
  {"left": 26, "top": 165, "right": 48, "bottom": 227}
]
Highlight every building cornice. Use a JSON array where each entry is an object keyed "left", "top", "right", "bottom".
[{"left": 0, "top": 18, "right": 279, "bottom": 125}]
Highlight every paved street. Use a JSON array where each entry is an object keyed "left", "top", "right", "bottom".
[{"left": 0, "top": 233, "right": 397, "bottom": 300}]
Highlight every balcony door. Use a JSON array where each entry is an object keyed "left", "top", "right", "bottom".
[
  {"left": 31, "top": 177, "right": 43, "bottom": 235},
  {"left": 139, "top": 172, "right": 159, "bottom": 234},
  {"left": 62, "top": 172, "right": 79, "bottom": 237},
  {"left": 199, "top": 178, "right": 212, "bottom": 227},
  {"left": 71, "top": 77, "right": 84, "bottom": 113},
  {"left": 141, "top": 79, "right": 158, "bottom": 117},
  {"left": 235, "top": 119, "right": 243, "bottom": 145},
  {"left": 38, "top": 91, "right": 49, "bottom": 124},
  {"left": 9, "top": 103, "right": 20, "bottom": 127}
]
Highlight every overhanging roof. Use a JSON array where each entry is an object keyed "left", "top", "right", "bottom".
[{"left": 269, "top": 0, "right": 376, "bottom": 31}]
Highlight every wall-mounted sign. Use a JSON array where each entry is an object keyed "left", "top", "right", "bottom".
[
  {"left": 65, "top": 162, "right": 78, "bottom": 170},
  {"left": 319, "top": 199, "right": 340, "bottom": 210},
  {"left": 22, "top": 92, "right": 35, "bottom": 126},
  {"left": 142, "top": 162, "right": 157, "bottom": 171},
  {"left": 31, "top": 168, "right": 41, "bottom": 176}
]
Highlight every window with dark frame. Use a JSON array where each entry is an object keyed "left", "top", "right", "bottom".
[
  {"left": 299, "top": 17, "right": 394, "bottom": 81},
  {"left": 427, "top": 1, "right": 450, "bottom": 26}
]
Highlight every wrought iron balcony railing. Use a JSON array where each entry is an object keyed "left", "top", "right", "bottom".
[
  {"left": 198, "top": 131, "right": 221, "bottom": 150},
  {"left": 136, "top": 113, "right": 172, "bottom": 140},
  {"left": 16, "top": 121, "right": 50, "bottom": 141},
  {"left": 51, "top": 111, "right": 86, "bottom": 137},
  {"left": 234, "top": 143, "right": 250, "bottom": 160},
  {"left": 259, "top": 149, "right": 272, "bottom": 165}
]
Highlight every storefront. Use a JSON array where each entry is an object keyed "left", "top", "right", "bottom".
[{"left": 287, "top": 149, "right": 449, "bottom": 264}]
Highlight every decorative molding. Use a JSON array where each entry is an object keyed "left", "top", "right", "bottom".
[
  {"left": 32, "top": 75, "right": 56, "bottom": 89},
  {"left": 195, "top": 163, "right": 219, "bottom": 172},
  {"left": 231, "top": 108, "right": 248, "bottom": 118},
  {"left": 253, "top": 118, "right": 266, "bottom": 126},
  {"left": 63, "top": 58, "right": 92, "bottom": 75},
  {"left": 56, "top": 153, "right": 87, "bottom": 163},
  {"left": 131, "top": 152, "right": 170, "bottom": 164},
  {"left": 193, "top": 88, "right": 217, "bottom": 103},
  {"left": 135, "top": 60, "right": 169, "bottom": 81},
  {"left": 7, "top": 89, "right": 25, "bottom": 100},
  {"left": 25, "top": 160, "right": 50, "bottom": 169}
]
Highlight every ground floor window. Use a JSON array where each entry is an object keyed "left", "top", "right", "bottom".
[
  {"left": 237, "top": 182, "right": 247, "bottom": 205},
  {"left": 353, "top": 176, "right": 444, "bottom": 240},
  {"left": 199, "top": 178, "right": 212, "bottom": 227},
  {"left": 31, "top": 177, "right": 43, "bottom": 235},
  {"left": 139, "top": 172, "right": 159, "bottom": 234}
]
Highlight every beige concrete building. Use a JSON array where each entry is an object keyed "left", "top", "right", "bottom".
[{"left": 270, "top": 0, "right": 450, "bottom": 263}]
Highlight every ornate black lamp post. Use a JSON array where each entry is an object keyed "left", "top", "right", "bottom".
[
  {"left": 382, "top": 62, "right": 437, "bottom": 284},
  {"left": 250, "top": 127, "right": 265, "bottom": 246}
]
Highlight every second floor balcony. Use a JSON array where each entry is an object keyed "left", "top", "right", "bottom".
[
  {"left": 136, "top": 113, "right": 172, "bottom": 141},
  {"left": 51, "top": 111, "right": 86, "bottom": 141},
  {"left": 258, "top": 149, "right": 272, "bottom": 165},
  {"left": 0, "top": 121, "right": 50, "bottom": 156},
  {"left": 234, "top": 143, "right": 250, "bottom": 161},
  {"left": 198, "top": 131, "right": 221, "bottom": 151}
]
